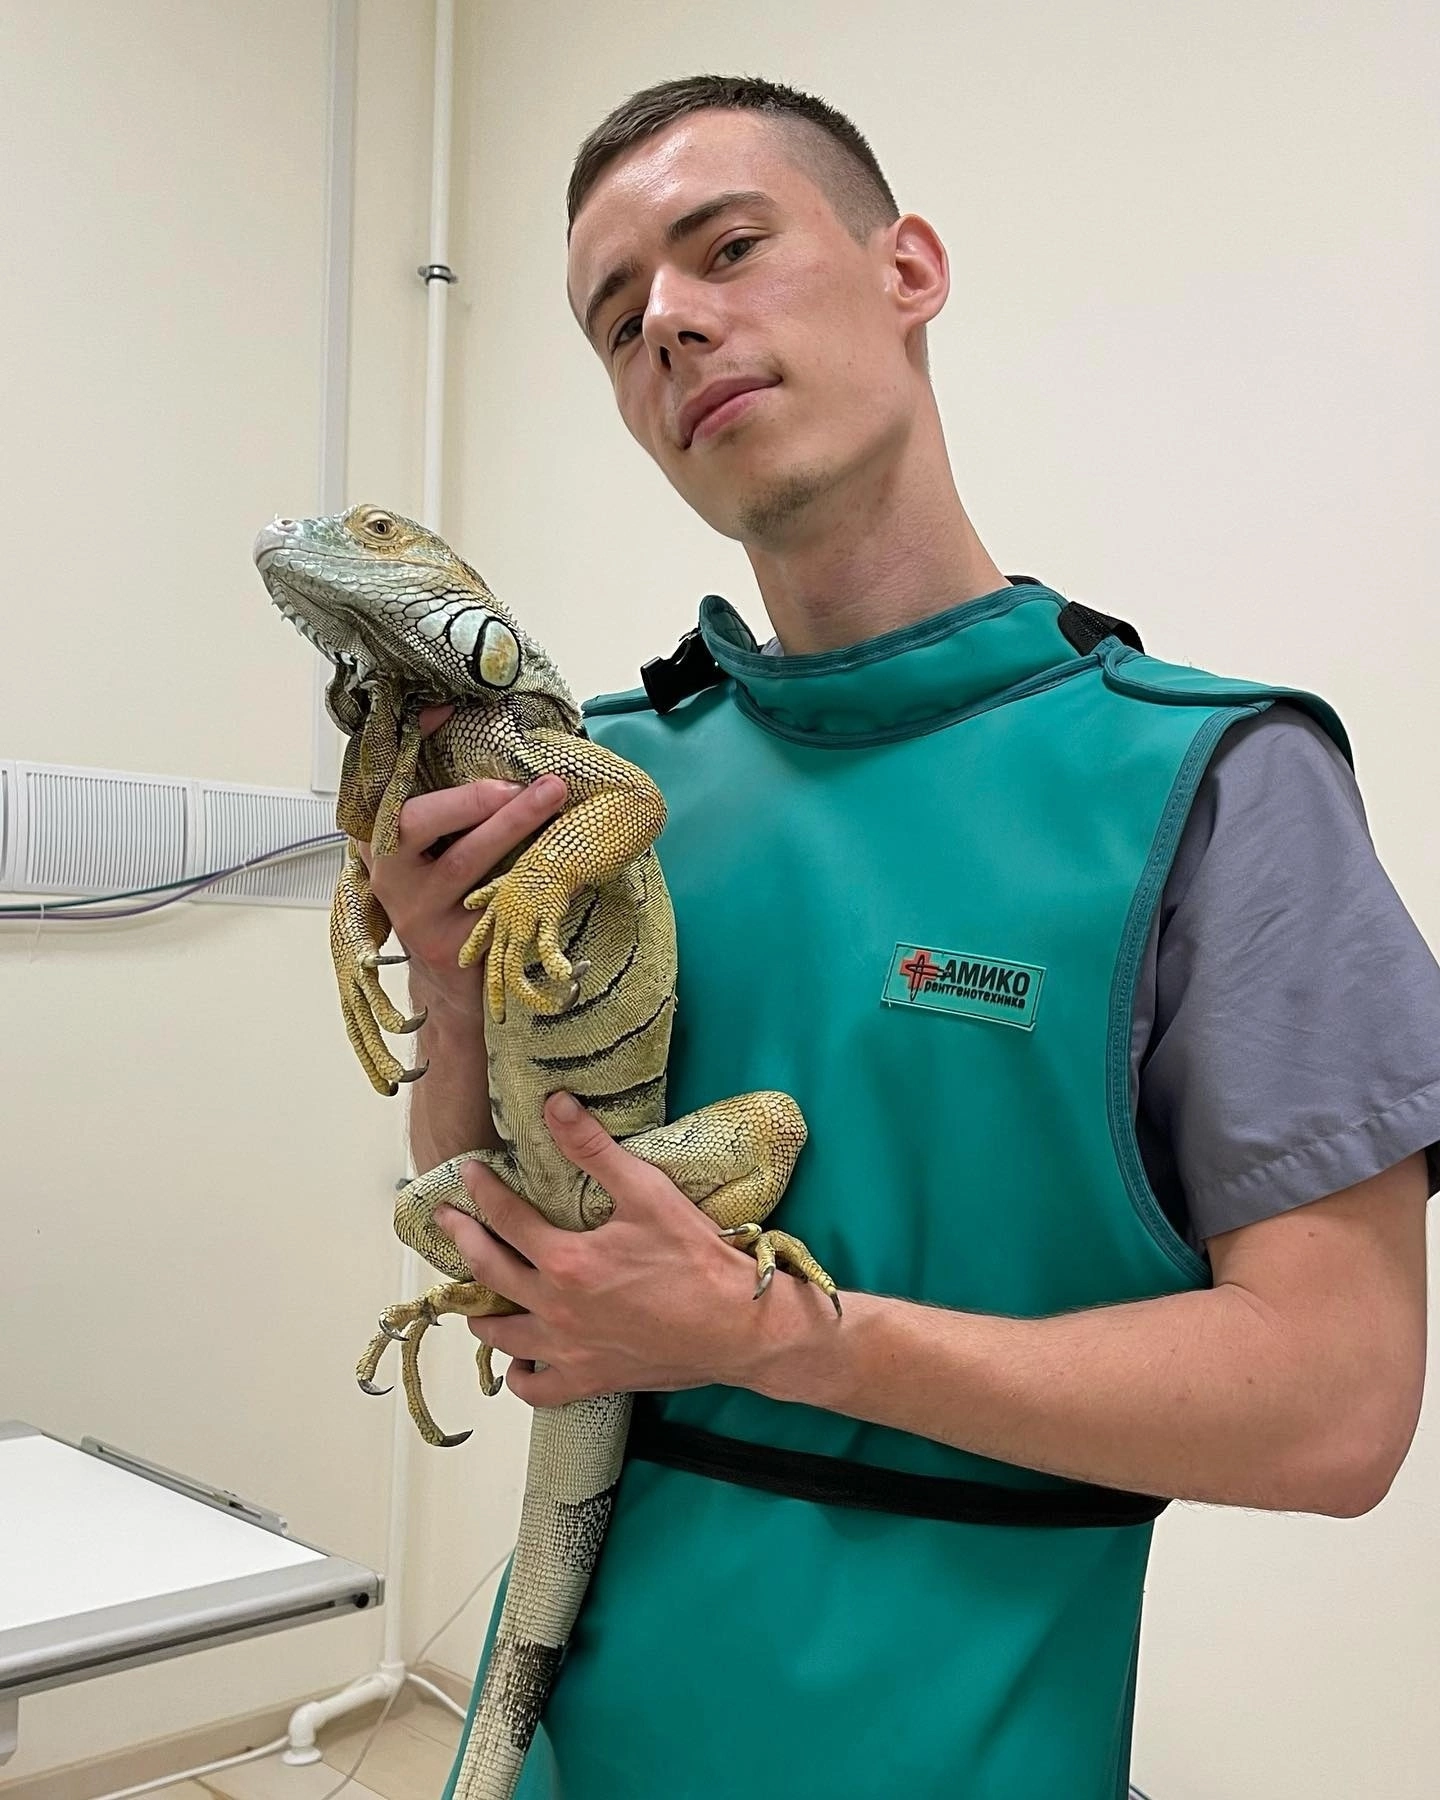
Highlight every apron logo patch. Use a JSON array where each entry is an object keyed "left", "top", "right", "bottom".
[{"left": 882, "top": 944, "right": 1046, "bottom": 1031}]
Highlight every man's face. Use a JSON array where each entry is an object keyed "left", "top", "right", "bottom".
[{"left": 566, "top": 110, "right": 924, "bottom": 544}]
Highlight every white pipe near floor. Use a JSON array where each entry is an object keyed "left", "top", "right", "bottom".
[{"left": 285, "top": 0, "right": 459, "bottom": 1759}]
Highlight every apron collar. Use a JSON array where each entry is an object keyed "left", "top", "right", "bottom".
[{"left": 697, "top": 579, "right": 1086, "bottom": 743}]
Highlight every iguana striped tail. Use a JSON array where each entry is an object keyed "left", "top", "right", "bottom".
[{"left": 452, "top": 1392, "right": 632, "bottom": 1797}]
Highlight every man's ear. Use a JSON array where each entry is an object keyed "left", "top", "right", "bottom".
[{"left": 887, "top": 213, "right": 950, "bottom": 335}]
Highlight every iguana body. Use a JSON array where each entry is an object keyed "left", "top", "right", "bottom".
[{"left": 253, "top": 504, "right": 836, "bottom": 1798}]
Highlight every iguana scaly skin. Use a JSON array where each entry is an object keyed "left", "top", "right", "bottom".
[{"left": 253, "top": 504, "right": 839, "bottom": 1799}]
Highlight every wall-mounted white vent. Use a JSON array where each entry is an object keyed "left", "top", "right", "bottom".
[
  {"left": 0, "top": 760, "right": 343, "bottom": 911},
  {"left": 197, "top": 780, "right": 342, "bottom": 907}
]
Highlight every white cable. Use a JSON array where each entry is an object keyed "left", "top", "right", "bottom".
[
  {"left": 86, "top": 1732, "right": 290, "bottom": 1800},
  {"left": 405, "top": 1670, "right": 467, "bottom": 1721}
]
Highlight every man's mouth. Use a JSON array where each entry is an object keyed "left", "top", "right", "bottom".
[{"left": 679, "top": 376, "right": 780, "bottom": 449}]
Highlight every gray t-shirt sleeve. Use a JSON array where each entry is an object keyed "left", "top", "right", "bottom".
[{"left": 1131, "top": 705, "right": 1440, "bottom": 1247}]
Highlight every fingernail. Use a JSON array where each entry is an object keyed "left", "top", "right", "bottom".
[
  {"left": 501, "top": 781, "right": 525, "bottom": 793},
  {"left": 532, "top": 776, "right": 563, "bottom": 801},
  {"left": 548, "top": 1091, "right": 580, "bottom": 1121},
  {"left": 433, "top": 1206, "right": 456, "bottom": 1232}
]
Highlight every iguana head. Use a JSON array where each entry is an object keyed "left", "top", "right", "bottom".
[
  {"left": 255, "top": 504, "right": 580, "bottom": 849},
  {"left": 253, "top": 503, "right": 579, "bottom": 731}
]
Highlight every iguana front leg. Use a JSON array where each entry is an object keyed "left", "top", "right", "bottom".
[
  {"left": 328, "top": 710, "right": 433, "bottom": 1094},
  {"left": 457, "top": 731, "right": 667, "bottom": 1022},
  {"left": 330, "top": 839, "right": 427, "bottom": 1095}
]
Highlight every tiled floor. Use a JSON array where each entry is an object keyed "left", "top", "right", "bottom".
[{"left": 183, "top": 1692, "right": 462, "bottom": 1800}]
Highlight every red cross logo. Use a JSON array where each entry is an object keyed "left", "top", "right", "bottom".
[{"left": 898, "top": 948, "right": 943, "bottom": 998}]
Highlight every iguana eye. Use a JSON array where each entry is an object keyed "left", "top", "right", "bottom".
[{"left": 365, "top": 512, "right": 394, "bottom": 537}]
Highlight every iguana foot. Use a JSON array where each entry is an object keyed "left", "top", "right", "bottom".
[
  {"left": 357, "top": 1278, "right": 521, "bottom": 1447},
  {"left": 457, "top": 868, "right": 583, "bottom": 1023},
  {"left": 719, "top": 1224, "right": 843, "bottom": 1316}
]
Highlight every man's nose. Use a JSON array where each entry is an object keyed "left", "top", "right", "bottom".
[{"left": 643, "top": 268, "right": 713, "bottom": 353}]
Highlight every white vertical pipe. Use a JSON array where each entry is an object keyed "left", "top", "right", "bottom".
[
  {"left": 390, "top": 0, "right": 458, "bottom": 1667},
  {"left": 420, "top": 0, "right": 456, "bottom": 532},
  {"left": 288, "top": 0, "right": 461, "bottom": 1758}
]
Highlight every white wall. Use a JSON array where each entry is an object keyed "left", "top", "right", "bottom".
[
  {"left": 413, "top": 4, "right": 1438, "bottom": 1799},
  {"left": 0, "top": 0, "right": 435, "bottom": 1777}
]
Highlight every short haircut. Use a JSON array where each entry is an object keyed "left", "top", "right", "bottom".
[{"left": 566, "top": 73, "right": 900, "bottom": 248}]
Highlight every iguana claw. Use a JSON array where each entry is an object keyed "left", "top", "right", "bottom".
[
  {"left": 356, "top": 1271, "right": 518, "bottom": 1447},
  {"left": 395, "top": 1060, "right": 430, "bottom": 1084},
  {"left": 359, "top": 949, "right": 410, "bottom": 968},
  {"left": 720, "top": 1222, "right": 844, "bottom": 1317}
]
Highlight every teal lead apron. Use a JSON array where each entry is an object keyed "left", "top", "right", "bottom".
[{"left": 446, "top": 583, "right": 1348, "bottom": 1800}]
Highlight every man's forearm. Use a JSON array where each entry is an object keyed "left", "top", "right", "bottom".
[
  {"left": 746, "top": 1278, "right": 1392, "bottom": 1518},
  {"left": 404, "top": 963, "right": 502, "bottom": 1170}
]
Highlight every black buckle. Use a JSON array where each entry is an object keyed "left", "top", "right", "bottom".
[
  {"left": 1057, "top": 600, "right": 1144, "bottom": 655},
  {"left": 640, "top": 627, "right": 725, "bottom": 715}
]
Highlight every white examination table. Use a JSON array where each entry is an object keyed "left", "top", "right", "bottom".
[{"left": 0, "top": 1420, "right": 381, "bottom": 1762}]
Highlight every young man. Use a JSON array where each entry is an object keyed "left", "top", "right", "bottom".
[{"left": 365, "top": 75, "right": 1439, "bottom": 1800}]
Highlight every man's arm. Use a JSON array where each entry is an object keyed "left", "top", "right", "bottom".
[
  {"left": 439, "top": 1106, "right": 1429, "bottom": 1520},
  {"left": 405, "top": 963, "right": 501, "bottom": 1168},
  {"left": 753, "top": 1152, "right": 1429, "bottom": 1517}
]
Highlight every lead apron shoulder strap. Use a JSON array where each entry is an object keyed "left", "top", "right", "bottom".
[{"left": 626, "top": 1393, "right": 1168, "bottom": 1528}]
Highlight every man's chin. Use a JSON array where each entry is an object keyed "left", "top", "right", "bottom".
[{"left": 730, "top": 465, "right": 833, "bottom": 545}]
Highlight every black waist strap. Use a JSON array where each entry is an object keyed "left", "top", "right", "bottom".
[{"left": 626, "top": 1394, "right": 1168, "bottom": 1529}]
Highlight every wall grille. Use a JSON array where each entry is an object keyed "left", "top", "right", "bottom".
[{"left": 0, "top": 760, "right": 342, "bottom": 910}]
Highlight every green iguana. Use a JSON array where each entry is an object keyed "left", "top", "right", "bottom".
[{"left": 253, "top": 503, "right": 839, "bottom": 1800}]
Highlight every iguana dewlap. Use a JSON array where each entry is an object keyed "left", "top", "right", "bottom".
[{"left": 253, "top": 504, "right": 837, "bottom": 1800}]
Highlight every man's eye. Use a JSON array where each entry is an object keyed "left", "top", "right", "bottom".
[{"left": 609, "top": 239, "right": 759, "bottom": 356}]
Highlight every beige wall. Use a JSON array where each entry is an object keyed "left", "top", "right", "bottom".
[
  {"left": 0, "top": 0, "right": 433, "bottom": 1777},
  {"left": 2, "top": 1, "right": 1435, "bottom": 1794}
]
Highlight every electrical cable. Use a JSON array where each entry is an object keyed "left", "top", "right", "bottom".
[
  {"left": 0, "top": 831, "right": 345, "bottom": 921},
  {"left": 86, "top": 1731, "right": 294, "bottom": 1800},
  {"left": 405, "top": 1669, "right": 468, "bottom": 1721}
]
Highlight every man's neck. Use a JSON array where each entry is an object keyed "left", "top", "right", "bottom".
[{"left": 743, "top": 423, "right": 1010, "bottom": 656}]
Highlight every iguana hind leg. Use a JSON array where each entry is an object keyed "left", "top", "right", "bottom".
[
  {"left": 612, "top": 1090, "right": 841, "bottom": 1314},
  {"left": 357, "top": 1149, "right": 525, "bottom": 1445},
  {"left": 356, "top": 1278, "right": 521, "bottom": 1445}
]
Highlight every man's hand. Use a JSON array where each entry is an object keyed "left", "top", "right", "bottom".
[
  {"left": 434, "top": 1092, "right": 789, "bottom": 1407},
  {"left": 355, "top": 703, "right": 569, "bottom": 1000}
]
